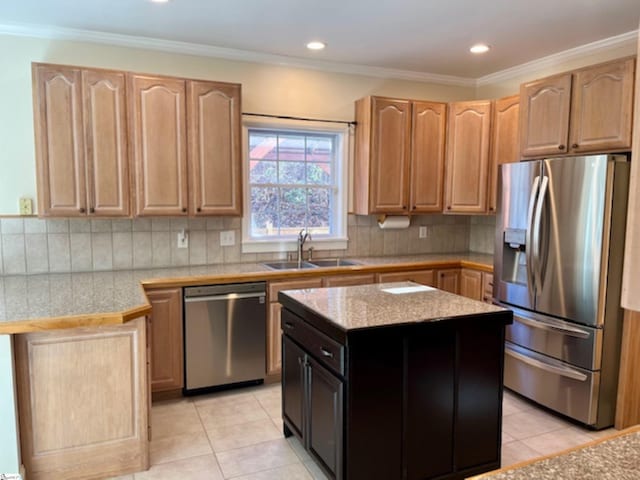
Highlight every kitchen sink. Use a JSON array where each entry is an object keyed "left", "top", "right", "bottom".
[
  {"left": 309, "top": 258, "right": 361, "bottom": 267},
  {"left": 263, "top": 261, "right": 317, "bottom": 270}
]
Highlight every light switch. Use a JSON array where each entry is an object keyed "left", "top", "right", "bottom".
[
  {"left": 220, "top": 230, "right": 236, "bottom": 246},
  {"left": 19, "top": 197, "right": 33, "bottom": 215},
  {"left": 419, "top": 226, "right": 428, "bottom": 238}
]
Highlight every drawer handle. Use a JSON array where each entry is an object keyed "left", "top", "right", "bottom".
[
  {"left": 320, "top": 347, "right": 334, "bottom": 358},
  {"left": 284, "top": 322, "right": 294, "bottom": 329}
]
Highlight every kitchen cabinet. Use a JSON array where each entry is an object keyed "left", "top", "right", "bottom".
[
  {"left": 520, "top": 57, "right": 635, "bottom": 157},
  {"left": 460, "top": 268, "right": 482, "bottom": 301},
  {"left": 14, "top": 318, "right": 149, "bottom": 480},
  {"left": 322, "top": 273, "right": 376, "bottom": 287},
  {"left": 377, "top": 269, "right": 436, "bottom": 286},
  {"left": 33, "top": 64, "right": 130, "bottom": 216},
  {"left": 129, "top": 74, "right": 189, "bottom": 216},
  {"left": 444, "top": 100, "right": 492, "bottom": 214},
  {"left": 482, "top": 272, "right": 494, "bottom": 304},
  {"left": 187, "top": 80, "right": 242, "bottom": 215},
  {"left": 488, "top": 95, "right": 520, "bottom": 213},
  {"left": 266, "top": 278, "right": 323, "bottom": 378},
  {"left": 437, "top": 268, "right": 461, "bottom": 294},
  {"left": 146, "top": 287, "right": 183, "bottom": 392},
  {"left": 353, "top": 96, "right": 446, "bottom": 214}
]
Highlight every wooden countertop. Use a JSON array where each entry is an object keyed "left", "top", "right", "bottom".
[{"left": 0, "top": 253, "right": 493, "bottom": 334}]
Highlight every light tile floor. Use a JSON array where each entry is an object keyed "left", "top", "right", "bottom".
[{"left": 109, "top": 384, "right": 616, "bottom": 479}]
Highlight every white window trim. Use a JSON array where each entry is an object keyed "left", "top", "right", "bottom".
[{"left": 241, "top": 116, "right": 350, "bottom": 254}]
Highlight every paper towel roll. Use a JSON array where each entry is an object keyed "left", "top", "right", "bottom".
[{"left": 377, "top": 216, "right": 410, "bottom": 229}]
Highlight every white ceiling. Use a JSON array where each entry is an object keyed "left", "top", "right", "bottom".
[{"left": 0, "top": 0, "right": 639, "bottom": 81}]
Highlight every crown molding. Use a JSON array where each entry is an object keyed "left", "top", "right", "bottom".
[
  {"left": 476, "top": 30, "right": 639, "bottom": 86},
  {"left": 0, "top": 22, "right": 476, "bottom": 87}
]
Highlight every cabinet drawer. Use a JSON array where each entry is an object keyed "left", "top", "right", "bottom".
[
  {"left": 282, "top": 309, "right": 344, "bottom": 376},
  {"left": 268, "top": 278, "right": 323, "bottom": 302}
]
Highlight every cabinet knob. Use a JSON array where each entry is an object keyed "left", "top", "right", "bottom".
[
  {"left": 89, "top": 207, "right": 95, "bottom": 213},
  {"left": 403, "top": 205, "right": 407, "bottom": 210},
  {"left": 182, "top": 207, "right": 187, "bottom": 213},
  {"left": 489, "top": 206, "right": 495, "bottom": 211},
  {"left": 412, "top": 205, "right": 416, "bottom": 210},
  {"left": 447, "top": 206, "right": 451, "bottom": 210},
  {"left": 197, "top": 207, "right": 202, "bottom": 212},
  {"left": 79, "top": 207, "right": 86, "bottom": 213},
  {"left": 571, "top": 143, "right": 579, "bottom": 149},
  {"left": 558, "top": 145, "right": 565, "bottom": 150}
]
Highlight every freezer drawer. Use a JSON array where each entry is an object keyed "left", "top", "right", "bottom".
[
  {"left": 504, "top": 343, "right": 600, "bottom": 426},
  {"left": 504, "top": 305, "right": 601, "bottom": 370}
]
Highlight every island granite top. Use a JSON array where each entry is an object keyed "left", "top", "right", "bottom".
[{"left": 280, "top": 281, "right": 508, "bottom": 331}]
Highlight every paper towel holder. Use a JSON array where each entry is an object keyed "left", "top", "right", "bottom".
[{"left": 377, "top": 214, "right": 411, "bottom": 229}]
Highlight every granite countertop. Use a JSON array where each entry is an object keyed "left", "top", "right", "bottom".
[
  {"left": 0, "top": 253, "right": 494, "bottom": 334},
  {"left": 280, "top": 281, "right": 507, "bottom": 331},
  {"left": 471, "top": 426, "right": 640, "bottom": 480}
]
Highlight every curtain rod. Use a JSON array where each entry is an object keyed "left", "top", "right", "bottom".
[{"left": 242, "top": 112, "right": 356, "bottom": 126}]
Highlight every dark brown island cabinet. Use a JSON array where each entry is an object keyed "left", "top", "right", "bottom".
[{"left": 279, "top": 282, "right": 513, "bottom": 480}]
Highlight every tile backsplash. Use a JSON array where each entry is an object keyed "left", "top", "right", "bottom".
[{"left": 0, "top": 214, "right": 491, "bottom": 275}]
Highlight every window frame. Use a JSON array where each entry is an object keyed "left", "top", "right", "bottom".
[{"left": 241, "top": 116, "right": 349, "bottom": 253}]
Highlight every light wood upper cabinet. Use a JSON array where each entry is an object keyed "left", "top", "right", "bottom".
[
  {"left": 520, "top": 57, "right": 635, "bottom": 158},
  {"left": 33, "top": 64, "right": 130, "bottom": 217},
  {"left": 410, "top": 101, "right": 447, "bottom": 213},
  {"left": 520, "top": 73, "right": 572, "bottom": 157},
  {"left": 130, "top": 75, "right": 189, "bottom": 216},
  {"left": 188, "top": 81, "right": 242, "bottom": 215},
  {"left": 146, "top": 287, "right": 183, "bottom": 392},
  {"left": 33, "top": 64, "right": 87, "bottom": 216},
  {"left": 353, "top": 96, "right": 446, "bottom": 215},
  {"left": 570, "top": 58, "right": 635, "bottom": 153},
  {"left": 444, "top": 100, "right": 492, "bottom": 214},
  {"left": 488, "top": 95, "right": 520, "bottom": 213},
  {"left": 82, "top": 70, "right": 130, "bottom": 216}
]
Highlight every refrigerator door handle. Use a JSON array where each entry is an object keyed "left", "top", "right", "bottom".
[
  {"left": 525, "top": 175, "right": 541, "bottom": 304},
  {"left": 532, "top": 175, "right": 549, "bottom": 291},
  {"left": 512, "top": 311, "right": 591, "bottom": 339},
  {"left": 505, "top": 347, "right": 588, "bottom": 382}
]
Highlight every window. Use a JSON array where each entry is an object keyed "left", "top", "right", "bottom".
[{"left": 242, "top": 118, "right": 348, "bottom": 252}]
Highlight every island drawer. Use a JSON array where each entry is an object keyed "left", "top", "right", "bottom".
[{"left": 281, "top": 309, "right": 344, "bottom": 376}]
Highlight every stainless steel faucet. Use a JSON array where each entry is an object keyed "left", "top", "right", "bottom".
[{"left": 297, "top": 228, "right": 311, "bottom": 268}]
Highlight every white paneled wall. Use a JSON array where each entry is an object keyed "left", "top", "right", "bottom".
[{"left": 0, "top": 215, "right": 483, "bottom": 274}]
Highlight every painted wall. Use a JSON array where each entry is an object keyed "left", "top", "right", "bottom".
[{"left": 0, "top": 34, "right": 475, "bottom": 215}]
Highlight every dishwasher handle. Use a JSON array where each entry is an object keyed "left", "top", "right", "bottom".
[{"left": 184, "top": 292, "right": 265, "bottom": 303}]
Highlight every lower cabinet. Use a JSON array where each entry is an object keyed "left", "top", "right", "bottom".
[
  {"left": 437, "top": 268, "right": 461, "bottom": 293},
  {"left": 282, "top": 317, "right": 344, "bottom": 479},
  {"left": 460, "top": 268, "right": 483, "bottom": 300},
  {"left": 14, "top": 318, "right": 150, "bottom": 480},
  {"left": 482, "top": 272, "right": 494, "bottom": 303},
  {"left": 146, "top": 287, "right": 183, "bottom": 393},
  {"left": 377, "top": 269, "right": 436, "bottom": 286}
]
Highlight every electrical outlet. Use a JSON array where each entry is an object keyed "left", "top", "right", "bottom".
[
  {"left": 19, "top": 197, "right": 33, "bottom": 215},
  {"left": 419, "top": 226, "right": 428, "bottom": 239},
  {"left": 177, "top": 231, "right": 189, "bottom": 249},
  {"left": 220, "top": 230, "right": 236, "bottom": 246}
]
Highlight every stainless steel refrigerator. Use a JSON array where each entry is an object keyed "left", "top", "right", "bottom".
[{"left": 494, "top": 154, "right": 629, "bottom": 429}]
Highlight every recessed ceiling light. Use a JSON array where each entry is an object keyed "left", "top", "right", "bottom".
[
  {"left": 306, "top": 41, "right": 326, "bottom": 51},
  {"left": 150, "top": 0, "right": 170, "bottom": 3},
  {"left": 470, "top": 44, "right": 490, "bottom": 54}
]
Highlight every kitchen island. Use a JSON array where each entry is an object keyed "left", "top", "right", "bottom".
[{"left": 279, "top": 282, "right": 513, "bottom": 480}]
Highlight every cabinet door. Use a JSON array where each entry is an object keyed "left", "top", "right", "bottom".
[
  {"left": 370, "top": 97, "right": 411, "bottom": 213},
  {"left": 33, "top": 64, "right": 87, "bottom": 216},
  {"left": 488, "top": 95, "right": 519, "bottom": 213},
  {"left": 146, "top": 288, "right": 184, "bottom": 392},
  {"left": 410, "top": 101, "right": 446, "bottom": 213},
  {"left": 520, "top": 73, "right": 572, "bottom": 157},
  {"left": 282, "top": 335, "right": 306, "bottom": 438},
  {"left": 130, "top": 75, "right": 188, "bottom": 216},
  {"left": 322, "top": 273, "right": 376, "bottom": 287},
  {"left": 307, "top": 356, "right": 344, "bottom": 480},
  {"left": 482, "top": 272, "right": 494, "bottom": 304},
  {"left": 82, "top": 70, "right": 130, "bottom": 216},
  {"left": 570, "top": 58, "right": 635, "bottom": 153},
  {"left": 188, "top": 81, "right": 242, "bottom": 216},
  {"left": 460, "top": 269, "right": 482, "bottom": 301},
  {"left": 437, "top": 269, "right": 460, "bottom": 294},
  {"left": 378, "top": 269, "right": 436, "bottom": 287},
  {"left": 267, "top": 303, "right": 283, "bottom": 376},
  {"left": 444, "top": 100, "right": 492, "bottom": 213}
]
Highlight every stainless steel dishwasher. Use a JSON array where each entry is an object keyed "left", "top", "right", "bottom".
[{"left": 183, "top": 282, "right": 266, "bottom": 394}]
